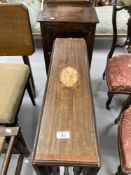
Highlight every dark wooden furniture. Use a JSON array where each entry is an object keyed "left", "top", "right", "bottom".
[
  {"left": 32, "top": 38, "right": 100, "bottom": 175},
  {"left": 0, "top": 4, "right": 35, "bottom": 159},
  {"left": 102, "top": 0, "right": 131, "bottom": 109},
  {"left": 0, "top": 4, "right": 36, "bottom": 98},
  {"left": 0, "top": 127, "right": 24, "bottom": 175},
  {"left": 0, "top": 4, "right": 36, "bottom": 105},
  {"left": 38, "top": 4, "right": 99, "bottom": 73},
  {"left": 106, "top": 0, "right": 131, "bottom": 59}
]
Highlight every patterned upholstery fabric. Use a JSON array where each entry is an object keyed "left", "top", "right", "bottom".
[
  {"left": 106, "top": 54, "right": 131, "bottom": 92},
  {"left": 119, "top": 105, "right": 131, "bottom": 172},
  {"left": 0, "top": 64, "right": 29, "bottom": 123}
]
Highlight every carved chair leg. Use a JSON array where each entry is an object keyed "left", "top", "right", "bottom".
[
  {"left": 106, "top": 91, "right": 114, "bottom": 110},
  {"left": 115, "top": 116, "right": 121, "bottom": 124},
  {"left": 108, "top": 5, "right": 118, "bottom": 59},
  {"left": 103, "top": 70, "right": 105, "bottom": 80},
  {"left": 26, "top": 80, "right": 36, "bottom": 106},
  {"left": 115, "top": 165, "right": 126, "bottom": 175},
  {"left": 103, "top": 5, "right": 117, "bottom": 81},
  {"left": 73, "top": 167, "right": 82, "bottom": 175},
  {"left": 114, "top": 95, "right": 131, "bottom": 124}
]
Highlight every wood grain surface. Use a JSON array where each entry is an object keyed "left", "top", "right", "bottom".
[
  {"left": 33, "top": 38, "right": 100, "bottom": 166},
  {"left": 38, "top": 4, "right": 99, "bottom": 23},
  {"left": 0, "top": 4, "right": 34, "bottom": 56}
]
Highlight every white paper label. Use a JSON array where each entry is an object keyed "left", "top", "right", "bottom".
[
  {"left": 50, "top": 17, "right": 55, "bottom": 20},
  {"left": 5, "top": 129, "right": 11, "bottom": 133},
  {"left": 56, "top": 131, "right": 70, "bottom": 139}
]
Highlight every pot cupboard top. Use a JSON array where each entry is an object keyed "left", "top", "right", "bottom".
[{"left": 38, "top": 4, "right": 99, "bottom": 24}]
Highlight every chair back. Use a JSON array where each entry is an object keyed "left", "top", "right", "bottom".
[{"left": 0, "top": 4, "right": 35, "bottom": 56}]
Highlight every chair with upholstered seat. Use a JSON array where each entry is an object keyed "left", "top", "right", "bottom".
[
  {"left": 0, "top": 4, "right": 36, "bottom": 156},
  {"left": 105, "top": 54, "right": 131, "bottom": 109},
  {"left": 115, "top": 95, "right": 131, "bottom": 175},
  {"left": 103, "top": 0, "right": 131, "bottom": 109}
]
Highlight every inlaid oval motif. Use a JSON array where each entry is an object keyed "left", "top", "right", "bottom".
[{"left": 60, "top": 66, "right": 79, "bottom": 88}]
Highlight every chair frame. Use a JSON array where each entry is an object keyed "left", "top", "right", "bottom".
[
  {"left": 103, "top": 0, "right": 131, "bottom": 109},
  {"left": 115, "top": 95, "right": 131, "bottom": 175},
  {"left": 0, "top": 4, "right": 36, "bottom": 158},
  {"left": 0, "top": 3, "right": 36, "bottom": 100},
  {"left": 0, "top": 127, "right": 26, "bottom": 175},
  {"left": 0, "top": 74, "right": 34, "bottom": 157}
]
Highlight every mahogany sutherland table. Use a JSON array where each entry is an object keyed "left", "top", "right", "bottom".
[
  {"left": 32, "top": 38, "right": 100, "bottom": 175},
  {"left": 38, "top": 4, "right": 99, "bottom": 73}
]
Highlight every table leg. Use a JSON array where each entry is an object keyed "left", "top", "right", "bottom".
[
  {"left": 73, "top": 167, "right": 82, "bottom": 175},
  {"left": 51, "top": 166, "right": 60, "bottom": 175},
  {"left": 40, "top": 23, "right": 52, "bottom": 74},
  {"left": 82, "top": 167, "right": 100, "bottom": 175},
  {"left": 85, "top": 24, "right": 96, "bottom": 67},
  {"left": 34, "top": 166, "right": 52, "bottom": 175},
  {"left": 64, "top": 166, "right": 69, "bottom": 175}
]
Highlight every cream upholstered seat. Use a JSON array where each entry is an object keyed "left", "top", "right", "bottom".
[{"left": 0, "top": 64, "right": 29, "bottom": 123}]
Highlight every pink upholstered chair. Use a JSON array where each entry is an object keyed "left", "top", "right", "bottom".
[
  {"left": 115, "top": 95, "right": 131, "bottom": 175},
  {"left": 103, "top": 0, "right": 131, "bottom": 109},
  {"left": 105, "top": 54, "right": 131, "bottom": 109}
]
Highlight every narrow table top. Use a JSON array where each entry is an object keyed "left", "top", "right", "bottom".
[
  {"left": 33, "top": 38, "right": 100, "bottom": 166},
  {"left": 38, "top": 4, "right": 99, "bottom": 24}
]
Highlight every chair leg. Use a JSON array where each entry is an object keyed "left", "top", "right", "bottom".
[
  {"left": 103, "top": 70, "right": 105, "bottom": 80},
  {"left": 23, "top": 56, "right": 36, "bottom": 98},
  {"left": 73, "top": 167, "right": 82, "bottom": 175},
  {"left": 15, "top": 154, "right": 24, "bottom": 175},
  {"left": 51, "top": 166, "right": 60, "bottom": 175},
  {"left": 15, "top": 130, "right": 30, "bottom": 157},
  {"left": 26, "top": 80, "right": 36, "bottom": 106},
  {"left": 114, "top": 95, "right": 131, "bottom": 124},
  {"left": 115, "top": 165, "right": 126, "bottom": 175},
  {"left": 115, "top": 106, "right": 123, "bottom": 124},
  {"left": 64, "top": 166, "right": 69, "bottom": 175},
  {"left": 106, "top": 91, "right": 114, "bottom": 110}
]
